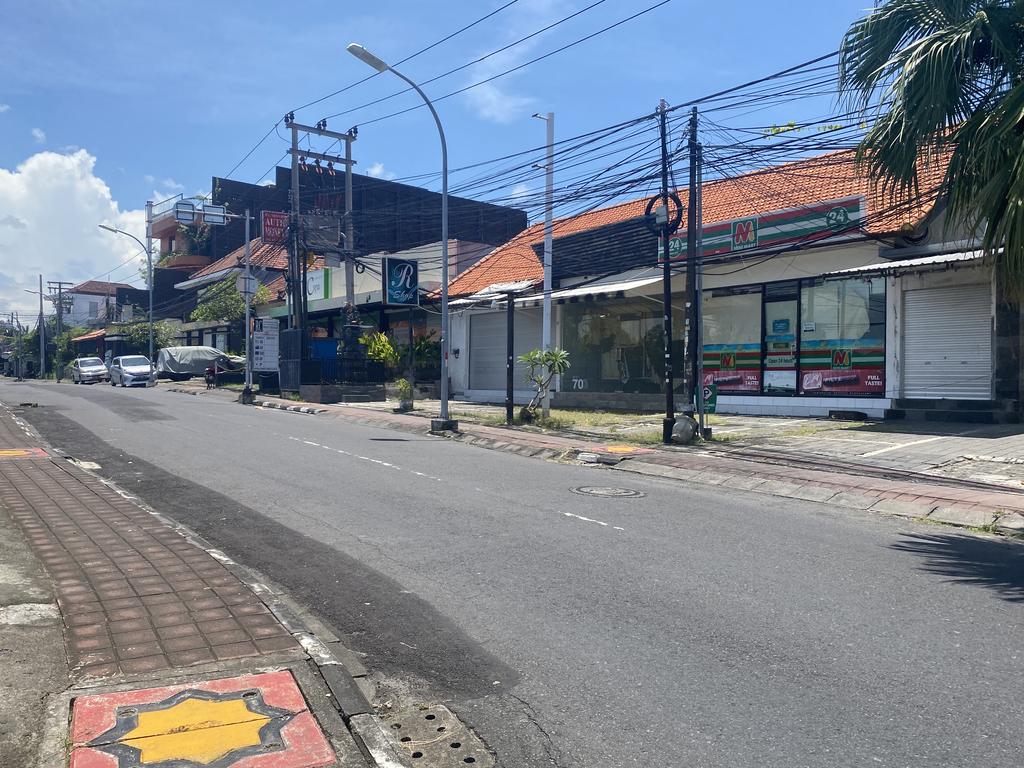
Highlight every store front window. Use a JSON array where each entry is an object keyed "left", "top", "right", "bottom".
[
  {"left": 799, "top": 276, "right": 885, "bottom": 395},
  {"left": 702, "top": 287, "right": 762, "bottom": 393},
  {"left": 763, "top": 281, "right": 799, "bottom": 393},
  {"left": 560, "top": 298, "right": 683, "bottom": 394}
]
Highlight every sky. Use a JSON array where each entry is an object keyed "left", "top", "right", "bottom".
[{"left": 0, "top": 0, "right": 873, "bottom": 322}]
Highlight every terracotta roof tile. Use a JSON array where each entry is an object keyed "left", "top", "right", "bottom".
[
  {"left": 71, "top": 280, "right": 135, "bottom": 295},
  {"left": 190, "top": 238, "right": 290, "bottom": 279},
  {"left": 448, "top": 149, "right": 947, "bottom": 297}
]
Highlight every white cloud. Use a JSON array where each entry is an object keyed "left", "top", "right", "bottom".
[
  {"left": 367, "top": 162, "right": 396, "bottom": 180},
  {"left": 31, "top": 127, "right": 46, "bottom": 144},
  {"left": 0, "top": 104, "right": 10, "bottom": 113},
  {"left": 510, "top": 182, "right": 532, "bottom": 200},
  {"left": 0, "top": 150, "right": 146, "bottom": 314}
]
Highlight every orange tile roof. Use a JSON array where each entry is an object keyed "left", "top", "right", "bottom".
[
  {"left": 71, "top": 280, "right": 135, "bottom": 295},
  {"left": 259, "top": 256, "right": 325, "bottom": 304},
  {"left": 190, "top": 238, "right": 290, "bottom": 279},
  {"left": 447, "top": 149, "right": 947, "bottom": 297}
]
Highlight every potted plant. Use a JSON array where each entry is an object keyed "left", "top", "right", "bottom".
[{"left": 394, "top": 377, "right": 413, "bottom": 412}]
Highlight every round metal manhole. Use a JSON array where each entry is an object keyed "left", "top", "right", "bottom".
[{"left": 570, "top": 486, "right": 645, "bottom": 498}]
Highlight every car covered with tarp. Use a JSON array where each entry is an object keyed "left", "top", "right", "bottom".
[{"left": 155, "top": 346, "right": 244, "bottom": 380}]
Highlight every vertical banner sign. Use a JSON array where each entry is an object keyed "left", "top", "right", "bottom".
[
  {"left": 383, "top": 258, "right": 419, "bottom": 306},
  {"left": 252, "top": 318, "right": 280, "bottom": 372},
  {"left": 261, "top": 211, "right": 290, "bottom": 245}
]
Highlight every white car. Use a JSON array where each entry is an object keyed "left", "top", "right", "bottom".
[
  {"left": 109, "top": 355, "right": 156, "bottom": 387},
  {"left": 69, "top": 357, "right": 109, "bottom": 384}
]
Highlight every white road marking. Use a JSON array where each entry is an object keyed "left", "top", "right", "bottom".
[
  {"left": 859, "top": 435, "right": 946, "bottom": 457},
  {"left": 287, "top": 435, "right": 443, "bottom": 481},
  {"left": 563, "top": 511, "right": 624, "bottom": 531}
]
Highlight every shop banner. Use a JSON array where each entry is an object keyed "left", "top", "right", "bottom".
[
  {"left": 702, "top": 344, "right": 761, "bottom": 392},
  {"left": 799, "top": 340, "right": 884, "bottom": 394}
]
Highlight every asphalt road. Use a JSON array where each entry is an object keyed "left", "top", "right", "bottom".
[{"left": 4, "top": 380, "right": 1023, "bottom": 768}]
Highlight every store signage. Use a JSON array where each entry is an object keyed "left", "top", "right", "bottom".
[
  {"left": 665, "top": 195, "right": 865, "bottom": 262},
  {"left": 383, "top": 258, "right": 419, "bottom": 306},
  {"left": 305, "top": 269, "right": 329, "bottom": 301},
  {"left": 799, "top": 340, "right": 884, "bottom": 394},
  {"left": 253, "top": 318, "right": 279, "bottom": 372},
  {"left": 262, "top": 211, "right": 290, "bottom": 244}
]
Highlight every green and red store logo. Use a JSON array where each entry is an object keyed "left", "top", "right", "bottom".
[{"left": 663, "top": 196, "right": 864, "bottom": 261}]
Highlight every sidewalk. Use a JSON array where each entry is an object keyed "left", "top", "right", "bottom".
[
  {"left": 0, "top": 402, "right": 424, "bottom": 768},
  {"left": 172, "top": 383, "right": 1024, "bottom": 536}
]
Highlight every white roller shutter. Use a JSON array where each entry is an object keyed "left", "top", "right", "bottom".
[
  {"left": 469, "top": 310, "right": 542, "bottom": 390},
  {"left": 902, "top": 284, "right": 991, "bottom": 399}
]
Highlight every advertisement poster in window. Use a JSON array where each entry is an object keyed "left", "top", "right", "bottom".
[
  {"left": 702, "top": 344, "right": 761, "bottom": 392},
  {"left": 799, "top": 340, "right": 884, "bottom": 394}
]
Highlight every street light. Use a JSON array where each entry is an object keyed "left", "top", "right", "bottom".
[
  {"left": 347, "top": 42, "right": 458, "bottom": 432},
  {"left": 99, "top": 213, "right": 154, "bottom": 363}
]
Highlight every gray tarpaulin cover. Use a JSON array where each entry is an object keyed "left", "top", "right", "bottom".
[{"left": 156, "top": 346, "right": 244, "bottom": 375}]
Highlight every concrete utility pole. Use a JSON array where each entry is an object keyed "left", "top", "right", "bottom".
[
  {"left": 283, "top": 113, "right": 357, "bottom": 352},
  {"left": 683, "top": 107, "right": 700, "bottom": 414},
  {"left": 658, "top": 101, "right": 676, "bottom": 443},
  {"left": 243, "top": 208, "right": 254, "bottom": 404},
  {"left": 38, "top": 274, "right": 45, "bottom": 378},
  {"left": 48, "top": 280, "right": 73, "bottom": 382},
  {"left": 533, "top": 112, "right": 555, "bottom": 419}
]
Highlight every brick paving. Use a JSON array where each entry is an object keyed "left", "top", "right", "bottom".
[{"left": 0, "top": 409, "right": 298, "bottom": 678}]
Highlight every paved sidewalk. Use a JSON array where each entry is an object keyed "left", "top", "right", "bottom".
[{"left": 0, "top": 403, "right": 379, "bottom": 767}]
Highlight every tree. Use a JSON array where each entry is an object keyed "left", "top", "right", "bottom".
[
  {"left": 122, "top": 320, "right": 177, "bottom": 355},
  {"left": 190, "top": 278, "right": 271, "bottom": 322},
  {"left": 517, "top": 348, "right": 570, "bottom": 420},
  {"left": 839, "top": 1, "right": 1024, "bottom": 290}
]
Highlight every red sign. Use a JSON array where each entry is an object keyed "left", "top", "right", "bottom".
[{"left": 261, "top": 211, "right": 290, "bottom": 244}]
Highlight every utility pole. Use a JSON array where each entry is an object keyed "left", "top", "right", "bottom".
[
  {"left": 243, "top": 208, "right": 254, "bottom": 404},
  {"left": 505, "top": 291, "right": 516, "bottom": 425},
  {"left": 145, "top": 200, "right": 154, "bottom": 363},
  {"left": 659, "top": 101, "right": 676, "bottom": 444},
  {"left": 48, "top": 280, "right": 73, "bottom": 382},
  {"left": 283, "top": 113, "right": 357, "bottom": 357},
  {"left": 533, "top": 112, "right": 555, "bottom": 419},
  {"left": 683, "top": 107, "right": 700, "bottom": 415},
  {"left": 695, "top": 143, "right": 707, "bottom": 438},
  {"left": 14, "top": 313, "right": 23, "bottom": 381},
  {"left": 38, "top": 274, "right": 45, "bottom": 378}
]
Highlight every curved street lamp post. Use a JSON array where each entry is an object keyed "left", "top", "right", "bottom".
[
  {"left": 98, "top": 204, "right": 154, "bottom": 363},
  {"left": 347, "top": 43, "right": 457, "bottom": 432}
]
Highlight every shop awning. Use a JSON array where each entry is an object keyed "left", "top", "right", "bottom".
[{"left": 824, "top": 250, "right": 983, "bottom": 278}]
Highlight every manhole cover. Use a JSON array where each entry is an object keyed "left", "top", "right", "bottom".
[{"left": 570, "top": 486, "right": 645, "bottom": 498}]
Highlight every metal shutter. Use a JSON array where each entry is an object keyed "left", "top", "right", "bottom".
[
  {"left": 902, "top": 284, "right": 991, "bottom": 399},
  {"left": 469, "top": 310, "right": 542, "bottom": 390}
]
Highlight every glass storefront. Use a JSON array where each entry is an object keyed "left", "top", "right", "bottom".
[
  {"left": 558, "top": 275, "right": 886, "bottom": 398},
  {"left": 798, "top": 276, "right": 885, "bottom": 395},
  {"left": 560, "top": 298, "right": 684, "bottom": 394}
]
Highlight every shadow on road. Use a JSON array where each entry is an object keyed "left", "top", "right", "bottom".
[{"left": 891, "top": 532, "right": 1024, "bottom": 603}]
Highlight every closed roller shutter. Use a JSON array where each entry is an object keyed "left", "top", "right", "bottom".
[
  {"left": 902, "top": 284, "right": 991, "bottom": 399},
  {"left": 469, "top": 310, "right": 542, "bottom": 390}
]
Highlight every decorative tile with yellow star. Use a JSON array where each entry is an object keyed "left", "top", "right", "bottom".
[{"left": 68, "top": 670, "right": 335, "bottom": 767}]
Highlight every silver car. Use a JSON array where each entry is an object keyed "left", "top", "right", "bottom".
[
  {"left": 69, "top": 357, "right": 109, "bottom": 384},
  {"left": 109, "top": 355, "right": 156, "bottom": 387}
]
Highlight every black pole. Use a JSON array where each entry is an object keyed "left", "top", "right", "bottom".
[
  {"left": 660, "top": 102, "right": 675, "bottom": 444},
  {"left": 683, "top": 107, "right": 699, "bottom": 412},
  {"left": 408, "top": 307, "right": 414, "bottom": 406},
  {"left": 506, "top": 292, "right": 515, "bottom": 424}
]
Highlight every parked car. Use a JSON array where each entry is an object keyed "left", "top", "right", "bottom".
[
  {"left": 68, "top": 357, "right": 109, "bottom": 385},
  {"left": 109, "top": 355, "right": 156, "bottom": 387},
  {"left": 156, "top": 346, "right": 243, "bottom": 381}
]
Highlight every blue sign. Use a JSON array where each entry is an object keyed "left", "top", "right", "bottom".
[
  {"left": 772, "top": 318, "right": 791, "bottom": 333},
  {"left": 383, "top": 257, "right": 419, "bottom": 306}
]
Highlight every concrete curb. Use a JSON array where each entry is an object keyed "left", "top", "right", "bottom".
[
  {"left": 252, "top": 398, "right": 328, "bottom": 415},
  {"left": 615, "top": 459, "right": 1024, "bottom": 536}
]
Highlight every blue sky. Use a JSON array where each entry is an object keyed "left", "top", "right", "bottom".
[{"left": 0, "top": 0, "right": 872, "bottom": 316}]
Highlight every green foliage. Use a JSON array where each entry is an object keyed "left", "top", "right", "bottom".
[
  {"left": 838, "top": 0, "right": 1024, "bottom": 293},
  {"left": 122, "top": 319, "right": 177, "bottom": 355},
  {"left": 394, "top": 377, "right": 413, "bottom": 401},
  {"left": 517, "top": 347, "right": 570, "bottom": 417},
  {"left": 360, "top": 331, "right": 400, "bottom": 368},
  {"left": 190, "top": 278, "right": 271, "bottom": 322}
]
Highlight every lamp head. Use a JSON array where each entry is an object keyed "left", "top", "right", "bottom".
[
  {"left": 347, "top": 44, "right": 389, "bottom": 73},
  {"left": 97, "top": 224, "right": 118, "bottom": 233}
]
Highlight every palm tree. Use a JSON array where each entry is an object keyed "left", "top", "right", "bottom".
[{"left": 839, "top": 0, "right": 1024, "bottom": 289}]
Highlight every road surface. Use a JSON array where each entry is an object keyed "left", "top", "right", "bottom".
[{"left": 4, "top": 380, "right": 1022, "bottom": 768}]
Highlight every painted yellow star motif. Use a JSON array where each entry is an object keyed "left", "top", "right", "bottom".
[{"left": 120, "top": 697, "right": 271, "bottom": 765}]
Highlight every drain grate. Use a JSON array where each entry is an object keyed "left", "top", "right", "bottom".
[
  {"left": 570, "top": 486, "right": 645, "bottom": 498},
  {"left": 386, "top": 705, "right": 492, "bottom": 766}
]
